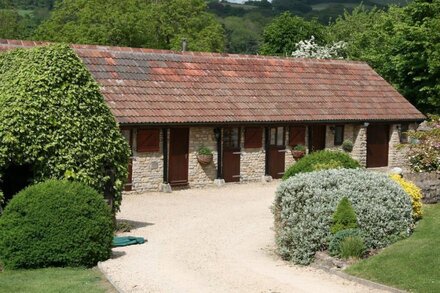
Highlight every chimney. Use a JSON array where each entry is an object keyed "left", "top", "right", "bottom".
[{"left": 182, "top": 39, "right": 187, "bottom": 52}]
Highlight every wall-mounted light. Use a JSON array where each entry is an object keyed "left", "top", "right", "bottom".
[
  {"left": 214, "top": 128, "right": 221, "bottom": 140},
  {"left": 363, "top": 122, "right": 370, "bottom": 127},
  {"left": 329, "top": 125, "right": 336, "bottom": 134}
]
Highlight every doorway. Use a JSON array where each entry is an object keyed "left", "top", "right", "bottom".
[
  {"left": 309, "top": 125, "right": 326, "bottom": 152},
  {"left": 367, "top": 125, "right": 389, "bottom": 168},
  {"left": 168, "top": 128, "right": 189, "bottom": 187},
  {"left": 223, "top": 127, "right": 241, "bottom": 182},
  {"left": 268, "top": 126, "right": 286, "bottom": 179}
]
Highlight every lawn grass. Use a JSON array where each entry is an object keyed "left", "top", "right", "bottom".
[
  {"left": 0, "top": 267, "right": 115, "bottom": 293},
  {"left": 346, "top": 204, "right": 440, "bottom": 293}
]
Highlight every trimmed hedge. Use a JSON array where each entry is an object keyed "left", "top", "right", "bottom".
[
  {"left": 274, "top": 169, "right": 413, "bottom": 265},
  {"left": 390, "top": 174, "right": 423, "bottom": 220},
  {"left": 0, "top": 180, "right": 114, "bottom": 269},
  {"left": 282, "top": 150, "right": 360, "bottom": 180},
  {"left": 0, "top": 44, "right": 130, "bottom": 211}
]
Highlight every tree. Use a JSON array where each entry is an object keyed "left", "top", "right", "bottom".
[
  {"left": 329, "top": 2, "right": 440, "bottom": 114},
  {"left": 291, "top": 36, "right": 347, "bottom": 59},
  {"left": 34, "top": 0, "right": 225, "bottom": 52},
  {"left": 259, "top": 12, "right": 327, "bottom": 55}
]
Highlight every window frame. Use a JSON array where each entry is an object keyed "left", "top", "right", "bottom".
[
  {"left": 334, "top": 125, "right": 344, "bottom": 146},
  {"left": 269, "top": 126, "right": 285, "bottom": 147},
  {"left": 136, "top": 128, "right": 160, "bottom": 152}
]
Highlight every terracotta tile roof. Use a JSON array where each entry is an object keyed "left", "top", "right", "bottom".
[{"left": 0, "top": 39, "right": 425, "bottom": 124}]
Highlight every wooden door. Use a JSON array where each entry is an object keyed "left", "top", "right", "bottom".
[
  {"left": 169, "top": 128, "right": 189, "bottom": 187},
  {"left": 223, "top": 127, "right": 241, "bottom": 182},
  {"left": 268, "top": 126, "right": 286, "bottom": 179},
  {"left": 310, "top": 125, "right": 326, "bottom": 152},
  {"left": 367, "top": 125, "right": 389, "bottom": 168}
]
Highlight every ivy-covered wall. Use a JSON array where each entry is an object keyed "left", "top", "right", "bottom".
[{"left": 0, "top": 44, "right": 130, "bottom": 211}]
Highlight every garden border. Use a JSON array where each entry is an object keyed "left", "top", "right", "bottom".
[{"left": 312, "top": 264, "right": 406, "bottom": 293}]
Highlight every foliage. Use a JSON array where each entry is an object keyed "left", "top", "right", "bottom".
[
  {"left": 292, "top": 36, "right": 347, "bottom": 59},
  {"left": 405, "top": 115, "right": 440, "bottom": 172},
  {"left": 282, "top": 150, "right": 360, "bottom": 180},
  {"left": 293, "top": 144, "right": 306, "bottom": 151},
  {"left": 328, "top": 228, "right": 363, "bottom": 257},
  {"left": 259, "top": 12, "right": 327, "bottom": 55},
  {"left": 329, "top": 2, "right": 440, "bottom": 114},
  {"left": 273, "top": 169, "right": 413, "bottom": 264},
  {"left": 198, "top": 145, "right": 213, "bottom": 155},
  {"left": 340, "top": 236, "right": 365, "bottom": 259},
  {"left": 34, "top": 0, "right": 225, "bottom": 52},
  {"left": 0, "top": 180, "right": 114, "bottom": 269},
  {"left": 342, "top": 139, "right": 354, "bottom": 152},
  {"left": 390, "top": 174, "right": 423, "bottom": 220},
  {"left": 0, "top": 267, "right": 112, "bottom": 292},
  {"left": 346, "top": 204, "right": 440, "bottom": 292},
  {"left": 331, "top": 197, "right": 358, "bottom": 234},
  {"left": 0, "top": 44, "right": 130, "bottom": 211}
]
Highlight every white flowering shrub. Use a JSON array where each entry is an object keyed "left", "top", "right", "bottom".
[
  {"left": 291, "top": 36, "right": 347, "bottom": 59},
  {"left": 273, "top": 169, "right": 413, "bottom": 265}
]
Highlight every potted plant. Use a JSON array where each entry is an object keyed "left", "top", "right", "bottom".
[
  {"left": 291, "top": 144, "right": 306, "bottom": 160},
  {"left": 342, "top": 139, "right": 354, "bottom": 153},
  {"left": 197, "top": 145, "right": 213, "bottom": 165}
]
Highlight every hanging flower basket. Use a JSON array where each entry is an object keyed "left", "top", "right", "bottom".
[
  {"left": 291, "top": 150, "right": 305, "bottom": 160},
  {"left": 197, "top": 154, "right": 213, "bottom": 165}
]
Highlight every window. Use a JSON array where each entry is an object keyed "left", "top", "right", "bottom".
[
  {"left": 244, "top": 127, "right": 263, "bottom": 148},
  {"left": 400, "top": 123, "right": 409, "bottom": 143},
  {"left": 224, "top": 128, "right": 240, "bottom": 149},
  {"left": 121, "top": 128, "right": 133, "bottom": 148},
  {"left": 289, "top": 126, "right": 306, "bottom": 146},
  {"left": 334, "top": 125, "right": 344, "bottom": 146},
  {"left": 137, "top": 128, "right": 160, "bottom": 152},
  {"left": 269, "top": 127, "right": 285, "bottom": 146}
]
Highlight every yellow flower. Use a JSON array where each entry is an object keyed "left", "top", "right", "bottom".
[{"left": 390, "top": 174, "right": 423, "bottom": 220}]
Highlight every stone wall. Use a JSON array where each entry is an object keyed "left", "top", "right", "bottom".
[
  {"left": 188, "top": 127, "right": 218, "bottom": 188},
  {"left": 131, "top": 128, "right": 164, "bottom": 192},
  {"left": 352, "top": 125, "right": 367, "bottom": 167},
  {"left": 388, "top": 123, "right": 418, "bottom": 169},
  {"left": 403, "top": 172, "right": 440, "bottom": 204},
  {"left": 240, "top": 128, "right": 265, "bottom": 182}
]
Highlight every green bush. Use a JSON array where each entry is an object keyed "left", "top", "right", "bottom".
[
  {"left": 342, "top": 139, "right": 354, "bottom": 152},
  {"left": 328, "top": 228, "right": 363, "bottom": 257},
  {"left": 340, "top": 236, "right": 365, "bottom": 259},
  {"left": 273, "top": 169, "right": 413, "bottom": 265},
  {"left": 0, "top": 45, "right": 130, "bottom": 211},
  {"left": 0, "top": 180, "right": 114, "bottom": 269},
  {"left": 282, "top": 150, "right": 360, "bottom": 180},
  {"left": 331, "top": 197, "right": 358, "bottom": 234}
]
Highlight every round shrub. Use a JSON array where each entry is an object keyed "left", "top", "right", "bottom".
[
  {"left": 274, "top": 169, "right": 413, "bottom": 265},
  {"left": 389, "top": 174, "right": 423, "bottom": 220},
  {"left": 328, "top": 228, "right": 363, "bottom": 257},
  {"left": 0, "top": 180, "right": 114, "bottom": 269},
  {"left": 0, "top": 45, "right": 130, "bottom": 211},
  {"left": 282, "top": 150, "right": 360, "bottom": 180}
]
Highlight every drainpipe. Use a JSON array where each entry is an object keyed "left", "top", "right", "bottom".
[
  {"left": 264, "top": 127, "right": 270, "bottom": 176},
  {"left": 162, "top": 128, "right": 168, "bottom": 183},
  {"left": 214, "top": 127, "right": 222, "bottom": 179}
]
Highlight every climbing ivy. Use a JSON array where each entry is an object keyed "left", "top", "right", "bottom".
[{"left": 0, "top": 44, "right": 130, "bottom": 211}]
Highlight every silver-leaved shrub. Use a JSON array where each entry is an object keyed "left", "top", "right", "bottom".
[{"left": 273, "top": 169, "right": 413, "bottom": 265}]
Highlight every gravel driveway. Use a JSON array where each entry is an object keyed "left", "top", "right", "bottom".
[{"left": 100, "top": 182, "right": 384, "bottom": 293}]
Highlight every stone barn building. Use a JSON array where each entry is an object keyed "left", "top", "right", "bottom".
[{"left": 0, "top": 40, "right": 425, "bottom": 192}]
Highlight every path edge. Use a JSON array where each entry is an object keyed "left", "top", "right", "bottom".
[
  {"left": 98, "top": 261, "right": 125, "bottom": 293},
  {"left": 312, "top": 264, "right": 407, "bottom": 293}
]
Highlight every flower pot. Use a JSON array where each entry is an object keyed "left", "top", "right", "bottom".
[
  {"left": 197, "top": 154, "right": 213, "bottom": 165},
  {"left": 291, "top": 150, "right": 305, "bottom": 160}
]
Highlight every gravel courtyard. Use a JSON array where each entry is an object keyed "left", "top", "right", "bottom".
[{"left": 100, "top": 182, "right": 384, "bottom": 293}]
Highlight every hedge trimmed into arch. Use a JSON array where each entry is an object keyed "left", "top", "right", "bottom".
[{"left": 0, "top": 44, "right": 130, "bottom": 211}]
